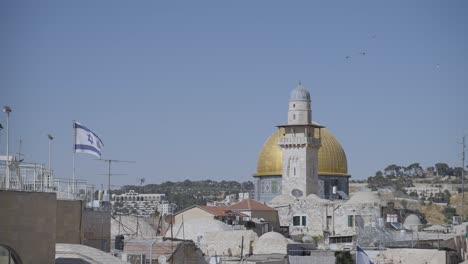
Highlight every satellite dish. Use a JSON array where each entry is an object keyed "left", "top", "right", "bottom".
[
  {"left": 158, "top": 255, "right": 167, "bottom": 264},
  {"left": 291, "top": 189, "right": 303, "bottom": 198}
]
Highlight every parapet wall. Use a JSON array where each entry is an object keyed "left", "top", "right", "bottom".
[
  {"left": 56, "top": 199, "right": 83, "bottom": 244},
  {"left": 0, "top": 190, "right": 57, "bottom": 264}
]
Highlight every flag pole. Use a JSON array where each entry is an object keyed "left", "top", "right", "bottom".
[{"left": 72, "top": 120, "right": 76, "bottom": 197}]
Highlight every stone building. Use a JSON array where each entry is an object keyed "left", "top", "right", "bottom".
[
  {"left": 254, "top": 83, "right": 350, "bottom": 201},
  {"left": 269, "top": 191, "right": 383, "bottom": 245}
]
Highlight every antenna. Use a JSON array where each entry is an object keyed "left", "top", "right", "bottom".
[
  {"left": 137, "top": 177, "right": 145, "bottom": 186},
  {"left": 16, "top": 139, "right": 24, "bottom": 162},
  {"left": 136, "top": 177, "right": 146, "bottom": 193},
  {"left": 95, "top": 158, "right": 135, "bottom": 198}
]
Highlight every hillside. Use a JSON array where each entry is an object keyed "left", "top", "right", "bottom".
[{"left": 116, "top": 180, "right": 255, "bottom": 211}]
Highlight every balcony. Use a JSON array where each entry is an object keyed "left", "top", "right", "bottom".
[{"left": 278, "top": 137, "right": 321, "bottom": 147}]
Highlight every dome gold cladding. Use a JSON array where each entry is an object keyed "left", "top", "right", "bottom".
[{"left": 255, "top": 123, "right": 348, "bottom": 177}]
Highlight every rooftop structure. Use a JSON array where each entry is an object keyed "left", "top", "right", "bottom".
[{"left": 0, "top": 157, "right": 95, "bottom": 202}]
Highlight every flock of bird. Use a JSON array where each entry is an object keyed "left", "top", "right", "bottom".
[
  {"left": 343, "top": 33, "right": 440, "bottom": 70},
  {"left": 344, "top": 34, "right": 374, "bottom": 60}
]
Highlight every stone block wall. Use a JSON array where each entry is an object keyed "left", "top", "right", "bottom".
[{"left": 0, "top": 190, "right": 57, "bottom": 264}]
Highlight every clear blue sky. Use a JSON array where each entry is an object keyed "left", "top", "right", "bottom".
[{"left": 1, "top": 1, "right": 467, "bottom": 188}]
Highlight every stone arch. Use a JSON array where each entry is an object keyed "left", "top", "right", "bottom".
[{"left": 0, "top": 244, "right": 23, "bottom": 264}]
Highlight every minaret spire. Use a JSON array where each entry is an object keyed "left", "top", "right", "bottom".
[{"left": 278, "top": 82, "right": 321, "bottom": 198}]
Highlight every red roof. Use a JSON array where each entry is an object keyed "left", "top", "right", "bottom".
[
  {"left": 227, "top": 199, "right": 276, "bottom": 211},
  {"left": 198, "top": 206, "right": 228, "bottom": 217},
  {"left": 196, "top": 206, "right": 247, "bottom": 217}
]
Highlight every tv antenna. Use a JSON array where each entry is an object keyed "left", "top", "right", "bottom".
[
  {"left": 95, "top": 158, "right": 135, "bottom": 197},
  {"left": 16, "top": 139, "right": 24, "bottom": 162},
  {"left": 137, "top": 177, "right": 145, "bottom": 186}
]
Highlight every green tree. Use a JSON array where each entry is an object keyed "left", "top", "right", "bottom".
[
  {"left": 453, "top": 167, "right": 465, "bottom": 177},
  {"left": 435, "top": 163, "right": 451, "bottom": 176}
]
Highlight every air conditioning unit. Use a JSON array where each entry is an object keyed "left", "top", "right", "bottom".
[{"left": 453, "top": 216, "right": 463, "bottom": 225}]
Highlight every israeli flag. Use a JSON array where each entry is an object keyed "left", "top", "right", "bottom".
[
  {"left": 74, "top": 122, "right": 104, "bottom": 158},
  {"left": 356, "top": 245, "right": 374, "bottom": 264}
]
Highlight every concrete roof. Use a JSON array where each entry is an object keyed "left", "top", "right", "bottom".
[{"left": 56, "top": 243, "right": 127, "bottom": 264}]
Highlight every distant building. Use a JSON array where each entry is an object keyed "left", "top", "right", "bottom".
[
  {"left": 224, "top": 193, "right": 237, "bottom": 204},
  {"left": 405, "top": 183, "right": 456, "bottom": 197},
  {"left": 159, "top": 201, "right": 177, "bottom": 215},
  {"left": 239, "top": 192, "right": 252, "bottom": 201},
  {"left": 112, "top": 190, "right": 165, "bottom": 202}
]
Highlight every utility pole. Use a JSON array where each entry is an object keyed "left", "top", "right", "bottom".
[
  {"left": 48, "top": 134, "right": 54, "bottom": 188},
  {"left": 462, "top": 135, "right": 466, "bottom": 220},
  {"left": 3, "top": 106, "right": 12, "bottom": 189},
  {"left": 0, "top": 123, "right": 3, "bottom": 154}
]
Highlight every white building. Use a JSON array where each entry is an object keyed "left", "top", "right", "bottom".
[
  {"left": 159, "top": 201, "right": 177, "bottom": 215},
  {"left": 112, "top": 190, "right": 165, "bottom": 202},
  {"left": 269, "top": 191, "right": 383, "bottom": 246},
  {"left": 239, "top": 192, "right": 252, "bottom": 201}
]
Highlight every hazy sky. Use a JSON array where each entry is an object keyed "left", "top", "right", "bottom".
[{"left": 1, "top": 1, "right": 467, "bottom": 188}]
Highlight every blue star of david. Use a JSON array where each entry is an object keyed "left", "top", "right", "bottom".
[{"left": 87, "top": 133, "right": 94, "bottom": 144}]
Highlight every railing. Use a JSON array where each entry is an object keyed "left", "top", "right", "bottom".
[
  {"left": 0, "top": 161, "right": 95, "bottom": 202},
  {"left": 278, "top": 137, "right": 321, "bottom": 146}
]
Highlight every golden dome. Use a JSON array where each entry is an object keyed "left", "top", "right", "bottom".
[{"left": 255, "top": 123, "right": 348, "bottom": 177}]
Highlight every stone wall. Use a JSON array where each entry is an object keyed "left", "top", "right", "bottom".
[
  {"left": 0, "top": 190, "right": 57, "bottom": 264},
  {"left": 82, "top": 209, "right": 111, "bottom": 252},
  {"left": 271, "top": 194, "right": 382, "bottom": 238},
  {"left": 56, "top": 199, "right": 83, "bottom": 244}
]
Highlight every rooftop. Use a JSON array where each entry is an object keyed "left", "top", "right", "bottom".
[{"left": 227, "top": 199, "right": 276, "bottom": 211}]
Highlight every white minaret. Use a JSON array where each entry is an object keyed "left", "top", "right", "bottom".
[{"left": 278, "top": 82, "right": 322, "bottom": 198}]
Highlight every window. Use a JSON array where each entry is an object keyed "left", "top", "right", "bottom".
[
  {"left": 271, "top": 181, "right": 278, "bottom": 193},
  {"left": 293, "top": 114, "right": 296, "bottom": 120},
  {"left": 293, "top": 104, "right": 295, "bottom": 108},
  {"left": 293, "top": 215, "right": 307, "bottom": 226},
  {"left": 293, "top": 216, "right": 300, "bottom": 226},
  {"left": 294, "top": 167, "right": 296, "bottom": 176},
  {"left": 348, "top": 215, "right": 354, "bottom": 227},
  {"left": 327, "top": 216, "right": 332, "bottom": 230},
  {"left": 329, "top": 236, "right": 353, "bottom": 244}
]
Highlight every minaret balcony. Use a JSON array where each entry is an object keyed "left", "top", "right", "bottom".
[{"left": 278, "top": 137, "right": 321, "bottom": 147}]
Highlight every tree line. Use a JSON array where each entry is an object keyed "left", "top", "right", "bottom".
[
  {"left": 115, "top": 179, "right": 255, "bottom": 211},
  {"left": 366, "top": 162, "right": 466, "bottom": 191}
]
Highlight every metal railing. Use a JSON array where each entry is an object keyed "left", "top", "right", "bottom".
[{"left": 0, "top": 160, "right": 95, "bottom": 202}]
